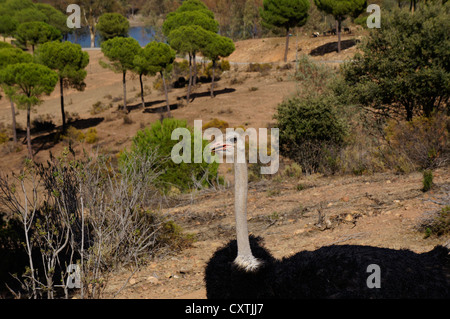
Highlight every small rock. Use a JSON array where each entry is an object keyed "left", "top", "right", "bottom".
[
  {"left": 345, "top": 214, "right": 354, "bottom": 222},
  {"left": 129, "top": 278, "right": 136, "bottom": 285},
  {"left": 147, "top": 276, "right": 159, "bottom": 285},
  {"left": 386, "top": 180, "right": 391, "bottom": 184},
  {"left": 341, "top": 196, "right": 349, "bottom": 202}
]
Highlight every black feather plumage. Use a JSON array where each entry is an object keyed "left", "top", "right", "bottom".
[{"left": 205, "top": 236, "right": 450, "bottom": 299}]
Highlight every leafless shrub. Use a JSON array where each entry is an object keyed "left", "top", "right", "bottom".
[{"left": 0, "top": 148, "right": 193, "bottom": 299}]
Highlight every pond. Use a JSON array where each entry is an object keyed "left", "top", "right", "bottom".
[{"left": 66, "top": 26, "right": 156, "bottom": 48}]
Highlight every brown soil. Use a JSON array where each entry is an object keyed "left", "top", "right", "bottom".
[
  {"left": 102, "top": 167, "right": 449, "bottom": 299},
  {"left": 1, "top": 33, "right": 448, "bottom": 300}
]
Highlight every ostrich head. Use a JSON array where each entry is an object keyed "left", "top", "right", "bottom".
[
  {"left": 210, "top": 131, "right": 245, "bottom": 158},
  {"left": 210, "top": 131, "right": 262, "bottom": 272}
]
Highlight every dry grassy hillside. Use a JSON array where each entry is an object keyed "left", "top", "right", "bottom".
[{"left": 1, "top": 33, "right": 448, "bottom": 300}]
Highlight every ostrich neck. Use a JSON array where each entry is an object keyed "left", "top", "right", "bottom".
[
  {"left": 233, "top": 151, "right": 261, "bottom": 271},
  {"left": 234, "top": 161, "right": 251, "bottom": 257}
]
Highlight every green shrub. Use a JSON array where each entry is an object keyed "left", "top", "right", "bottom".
[
  {"left": 275, "top": 95, "right": 347, "bottom": 174},
  {"left": 120, "top": 118, "right": 220, "bottom": 193},
  {"left": 422, "top": 169, "right": 433, "bottom": 192}
]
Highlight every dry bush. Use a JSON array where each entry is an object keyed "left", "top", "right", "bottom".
[
  {"left": 385, "top": 112, "right": 450, "bottom": 170},
  {"left": 90, "top": 101, "right": 112, "bottom": 115},
  {"left": 0, "top": 149, "right": 194, "bottom": 299},
  {"left": 202, "top": 118, "right": 229, "bottom": 132}
]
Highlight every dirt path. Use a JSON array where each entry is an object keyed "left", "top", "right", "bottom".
[{"left": 103, "top": 167, "right": 450, "bottom": 299}]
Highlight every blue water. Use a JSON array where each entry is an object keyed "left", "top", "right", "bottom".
[{"left": 66, "top": 26, "right": 156, "bottom": 48}]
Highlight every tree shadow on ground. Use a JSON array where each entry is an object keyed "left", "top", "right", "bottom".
[
  {"left": 309, "top": 39, "right": 358, "bottom": 56},
  {"left": 30, "top": 117, "right": 104, "bottom": 156},
  {"left": 142, "top": 103, "right": 180, "bottom": 114},
  {"left": 180, "top": 87, "right": 236, "bottom": 103}
]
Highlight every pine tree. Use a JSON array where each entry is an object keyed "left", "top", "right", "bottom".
[
  {"left": 314, "top": 0, "right": 366, "bottom": 53},
  {"left": 260, "top": 0, "right": 310, "bottom": 62},
  {"left": 0, "top": 63, "right": 58, "bottom": 158},
  {"left": 36, "top": 41, "right": 89, "bottom": 131},
  {"left": 100, "top": 37, "right": 141, "bottom": 112}
]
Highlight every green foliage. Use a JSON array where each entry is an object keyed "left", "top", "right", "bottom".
[
  {"left": 15, "top": 21, "right": 61, "bottom": 51},
  {"left": 202, "top": 33, "right": 235, "bottom": 63},
  {"left": 0, "top": 15, "right": 18, "bottom": 38},
  {"left": 101, "top": 37, "right": 141, "bottom": 73},
  {"left": 34, "top": 3, "right": 69, "bottom": 35},
  {"left": 36, "top": 41, "right": 89, "bottom": 90},
  {"left": 0, "top": 0, "right": 68, "bottom": 40},
  {"left": 340, "top": 2, "right": 450, "bottom": 121},
  {"left": 96, "top": 12, "right": 130, "bottom": 40},
  {"left": 275, "top": 94, "right": 347, "bottom": 174},
  {"left": 163, "top": 10, "right": 219, "bottom": 37},
  {"left": 168, "top": 25, "right": 213, "bottom": 55},
  {"left": 0, "top": 62, "right": 58, "bottom": 107},
  {"left": 134, "top": 41, "right": 176, "bottom": 76},
  {"left": 13, "top": 7, "right": 47, "bottom": 24},
  {"left": 260, "top": 0, "right": 310, "bottom": 31},
  {"left": 120, "top": 118, "right": 220, "bottom": 193},
  {"left": 0, "top": 47, "right": 33, "bottom": 68},
  {"left": 422, "top": 170, "right": 433, "bottom": 192},
  {"left": 0, "top": 42, "right": 13, "bottom": 49},
  {"left": 175, "top": 0, "right": 214, "bottom": 18},
  {"left": 314, "top": 0, "right": 366, "bottom": 19}
]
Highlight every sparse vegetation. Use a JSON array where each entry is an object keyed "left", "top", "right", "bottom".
[
  {"left": 91, "top": 101, "right": 112, "bottom": 115},
  {"left": 202, "top": 118, "right": 229, "bottom": 132},
  {"left": 422, "top": 170, "right": 433, "bottom": 192},
  {"left": 0, "top": 0, "right": 449, "bottom": 301},
  {"left": 419, "top": 206, "right": 450, "bottom": 238}
]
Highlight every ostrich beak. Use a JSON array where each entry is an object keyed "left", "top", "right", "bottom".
[{"left": 210, "top": 141, "right": 230, "bottom": 154}]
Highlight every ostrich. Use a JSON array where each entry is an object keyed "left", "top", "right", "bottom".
[{"left": 204, "top": 131, "right": 450, "bottom": 299}]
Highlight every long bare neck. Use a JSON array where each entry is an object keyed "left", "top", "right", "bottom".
[
  {"left": 234, "top": 161, "right": 251, "bottom": 256},
  {"left": 233, "top": 148, "right": 261, "bottom": 271}
]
